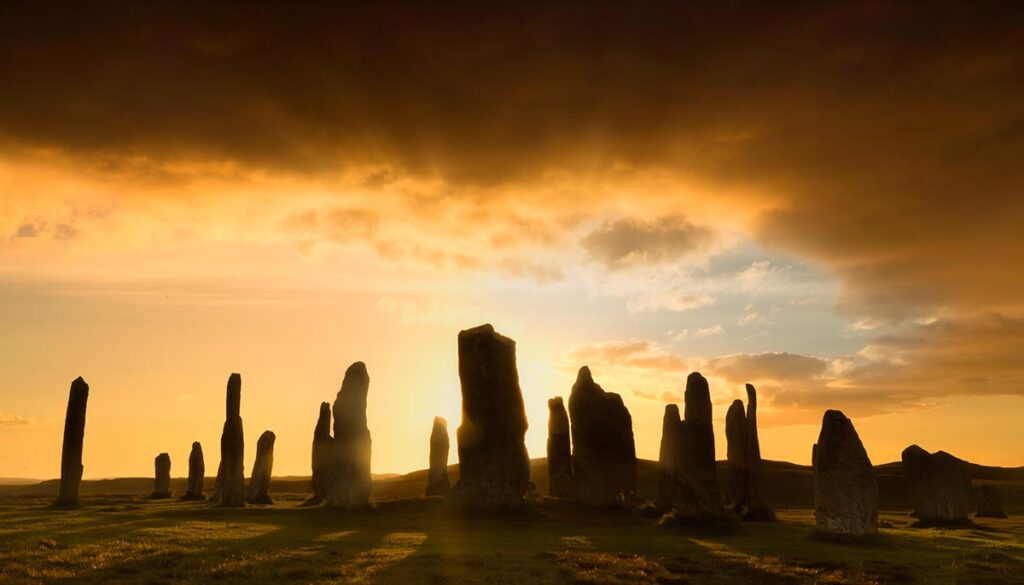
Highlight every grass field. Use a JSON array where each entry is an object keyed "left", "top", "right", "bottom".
[{"left": 0, "top": 490, "right": 1021, "bottom": 585}]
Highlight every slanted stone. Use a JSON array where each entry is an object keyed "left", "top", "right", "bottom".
[
  {"left": 743, "top": 384, "right": 773, "bottom": 520},
  {"left": 725, "top": 399, "right": 748, "bottom": 511},
  {"left": 568, "top": 367, "right": 636, "bottom": 507},
  {"left": 546, "top": 397, "right": 573, "bottom": 499},
  {"left": 813, "top": 410, "right": 878, "bottom": 537},
  {"left": 975, "top": 485, "right": 1007, "bottom": 519},
  {"left": 151, "top": 453, "right": 172, "bottom": 499},
  {"left": 307, "top": 402, "right": 332, "bottom": 505},
  {"left": 680, "top": 372, "right": 718, "bottom": 501},
  {"left": 325, "top": 362, "right": 372, "bottom": 509},
  {"left": 426, "top": 416, "right": 451, "bottom": 496},
  {"left": 447, "top": 324, "right": 530, "bottom": 511},
  {"left": 214, "top": 373, "right": 245, "bottom": 507},
  {"left": 54, "top": 377, "right": 89, "bottom": 508},
  {"left": 246, "top": 431, "right": 276, "bottom": 505},
  {"left": 182, "top": 442, "right": 205, "bottom": 500},
  {"left": 901, "top": 445, "right": 971, "bottom": 524},
  {"left": 658, "top": 404, "right": 681, "bottom": 506}
]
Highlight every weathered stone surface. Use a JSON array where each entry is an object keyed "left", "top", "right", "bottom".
[
  {"left": 54, "top": 377, "right": 89, "bottom": 508},
  {"left": 680, "top": 372, "right": 718, "bottom": 501},
  {"left": 658, "top": 404, "right": 681, "bottom": 505},
  {"left": 151, "top": 453, "right": 172, "bottom": 499},
  {"left": 214, "top": 373, "right": 245, "bottom": 507},
  {"left": 246, "top": 430, "right": 276, "bottom": 505},
  {"left": 975, "top": 485, "right": 1007, "bottom": 519},
  {"left": 743, "top": 384, "right": 773, "bottom": 520},
  {"left": 307, "top": 402, "right": 332, "bottom": 505},
  {"left": 426, "top": 416, "right": 451, "bottom": 496},
  {"left": 546, "top": 397, "right": 573, "bottom": 499},
  {"left": 813, "top": 410, "right": 878, "bottom": 537},
  {"left": 182, "top": 442, "right": 205, "bottom": 500},
  {"left": 725, "top": 399, "right": 748, "bottom": 510},
  {"left": 568, "top": 367, "right": 636, "bottom": 507},
  {"left": 447, "top": 324, "right": 530, "bottom": 511},
  {"left": 901, "top": 445, "right": 971, "bottom": 524},
  {"left": 325, "top": 362, "right": 372, "bottom": 509}
]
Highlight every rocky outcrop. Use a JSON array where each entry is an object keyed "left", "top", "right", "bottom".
[
  {"left": 447, "top": 324, "right": 530, "bottom": 511},
  {"left": 151, "top": 453, "right": 172, "bottom": 499},
  {"left": 325, "top": 362, "right": 373, "bottom": 509},
  {"left": 307, "top": 402, "right": 332, "bottom": 505},
  {"left": 680, "top": 372, "right": 718, "bottom": 500},
  {"left": 901, "top": 445, "right": 971, "bottom": 525},
  {"left": 546, "top": 397, "right": 573, "bottom": 499},
  {"left": 658, "top": 404, "right": 681, "bottom": 506},
  {"left": 426, "top": 416, "right": 450, "bottom": 496},
  {"left": 214, "top": 373, "right": 245, "bottom": 507},
  {"left": 246, "top": 431, "right": 276, "bottom": 505},
  {"left": 568, "top": 367, "right": 636, "bottom": 507},
  {"left": 53, "top": 377, "right": 89, "bottom": 508},
  {"left": 975, "top": 485, "right": 1007, "bottom": 519},
  {"left": 182, "top": 442, "right": 205, "bottom": 500},
  {"left": 812, "top": 410, "right": 878, "bottom": 537}
]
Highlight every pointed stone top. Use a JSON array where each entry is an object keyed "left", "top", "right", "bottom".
[
  {"left": 191, "top": 441, "right": 201, "bottom": 450},
  {"left": 345, "top": 361, "right": 368, "bottom": 379},
  {"left": 226, "top": 373, "right": 242, "bottom": 418},
  {"left": 433, "top": 415, "right": 448, "bottom": 428},
  {"left": 727, "top": 398, "right": 745, "bottom": 416},
  {"left": 71, "top": 376, "right": 88, "bottom": 389},
  {"left": 257, "top": 430, "right": 276, "bottom": 447},
  {"left": 576, "top": 365, "right": 593, "bottom": 384}
]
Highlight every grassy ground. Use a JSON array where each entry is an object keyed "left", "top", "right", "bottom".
[{"left": 0, "top": 492, "right": 1020, "bottom": 584}]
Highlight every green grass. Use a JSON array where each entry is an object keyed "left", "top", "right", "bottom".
[{"left": 0, "top": 492, "right": 1021, "bottom": 584}]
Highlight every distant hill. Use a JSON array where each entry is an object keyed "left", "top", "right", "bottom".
[{"left": 2, "top": 458, "right": 1021, "bottom": 513}]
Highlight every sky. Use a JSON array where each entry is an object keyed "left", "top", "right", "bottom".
[{"left": 1, "top": 2, "right": 1023, "bottom": 479}]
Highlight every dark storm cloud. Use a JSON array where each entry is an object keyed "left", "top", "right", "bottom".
[{"left": 581, "top": 216, "right": 713, "bottom": 268}]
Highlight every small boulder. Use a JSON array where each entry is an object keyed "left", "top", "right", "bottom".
[
  {"left": 246, "top": 430, "right": 276, "bottom": 505},
  {"left": 181, "top": 442, "right": 206, "bottom": 500},
  {"left": 150, "top": 453, "right": 172, "bottom": 499}
]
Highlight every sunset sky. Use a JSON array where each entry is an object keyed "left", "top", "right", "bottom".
[{"left": 1, "top": 2, "right": 1022, "bottom": 480}]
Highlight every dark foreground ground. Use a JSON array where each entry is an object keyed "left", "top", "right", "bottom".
[{"left": 1, "top": 459, "right": 1021, "bottom": 584}]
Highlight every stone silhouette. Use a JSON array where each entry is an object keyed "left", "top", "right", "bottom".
[
  {"left": 151, "top": 453, "right": 172, "bottom": 499},
  {"left": 658, "top": 404, "right": 681, "bottom": 505},
  {"left": 447, "top": 324, "right": 530, "bottom": 511},
  {"left": 426, "top": 416, "right": 451, "bottom": 496},
  {"left": 901, "top": 445, "right": 971, "bottom": 524},
  {"left": 325, "top": 362, "right": 372, "bottom": 509},
  {"left": 975, "top": 485, "right": 1007, "bottom": 519},
  {"left": 54, "top": 376, "right": 89, "bottom": 508},
  {"left": 724, "top": 385, "right": 774, "bottom": 520},
  {"left": 246, "top": 430, "right": 276, "bottom": 505},
  {"left": 307, "top": 402, "right": 332, "bottom": 505},
  {"left": 812, "top": 410, "right": 878, "bottom": 537},
  {"left": 213, "top": 373, "right": 245, "bottom": 507},
  {"left": 568, "top": 367, "right": 636, "bottom": 506},
  {"left": 182, "top": 442, "right": 206, "bottom": 500},
  {"left": 546, "top": 397, "right": 574, "bottom": 499},
  {"left": 680, "top": 372, "right": 718, "bottom": 500}
]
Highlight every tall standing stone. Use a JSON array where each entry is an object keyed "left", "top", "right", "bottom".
[
  {"left": 681, "top": 372, "right": 718, "bottom": 501},
  {"left": 546, "top": 397, "right": 573, "bottom": 499},
  {"left": 901, "top": 445, "right": 971, "bottom": 524},
  {"left": 725, "top": 399, "right": 748, "bottom": 510},
  {"left": 54, "top": 377, "right": 89, "bottom": 508},
  {"left": 325, "top": 362, "right": 372, "bottom": 509},
  {"left": 214, "top": 373, "right": 245, "bottom": 507},
  {"left": 308, "top": 402, "right": 332, "bottom": 505},
  {"left": 447, "top": 324, "right": 530, "bottom": 511},
  {"left": 568, "top": 367, "right": 636, "bottom": 506},
  {"left": 151, "top": 453, "right": 172, "bottom": 499},
  {"left": 658, "top": 404, "right": 681, "bottom": 505},
  {"left": 426, "top": 416, "right": 451, "bottom": 496},
  {"left": 744, "top": 384, "right": 772, "bottom": 518},
  {"left": 813, "top": 410, "right": 878, "bottom": 537},
  {"left": 247, "top": 430, "right": 276, "bottom": 505},
  {"left": 182, "top": 442, "right": 205, "bottom": 500}
]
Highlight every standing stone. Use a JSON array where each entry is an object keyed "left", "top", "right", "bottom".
[
  {"left": 658, "top": 404, "right": 681, "bottom": 505},
  {"left": 246, "top": 431, "right": 276, "bottom": 505},
  {"left": 568, "top": 367, "right": 636, "bottom": 507},
  {"left": 901, "top": 445, "right": 971, "bottom": 524},
  {"left": 151, "top": 453, "right": 172, "bottom": 499},
  {"left": 744, "top": 384, "right": 773, "bottom": 520},
  {"left": 975, "top": 485, "right": 1007, "bottom": 519},
  {"left": 546, "top": 397, "right": 573, "bottom": 499},
  {"left": 214, "top": 373, "right": 245, "bottom": 507},
  {"left": 307, "top": 402, "right": 332, "bottom": 505},
  {"left": 725, "top": 399, "right": 748, "bottom": 511},
  {"left": 182, "top": 442, "right": 206, "bottom": 500},
  {"left": 53, "top": 377, "right": 89, "bottom": 508},
  {"left": 447, "top": 324, "right": 530, "bottom": 511},
  {"left": 325, "top": 362, "right": 372, "bottom": 509},
  {"left": 680, "top": 372, "right": 718, "bottom": 500},
  {"left": 813, "top": 410, "right": 878, "bottom": 537},
  {"left": 426, "top": 416, "right": 451, "bottom": 496}
]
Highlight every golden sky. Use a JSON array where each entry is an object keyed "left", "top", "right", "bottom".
[{"left": 1, "top": 2, "right": 1023, "bottom": 478}]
